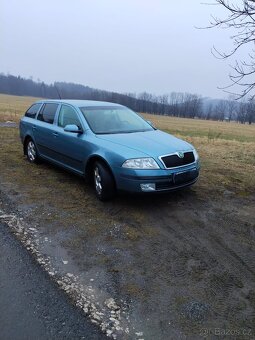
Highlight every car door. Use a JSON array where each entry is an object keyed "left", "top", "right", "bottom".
[
  {"left": 52, "top": 104, "right": 88, "bottom": 173},
  {"left": 32, "top": 102, "right": 59, "bottom": 159}
]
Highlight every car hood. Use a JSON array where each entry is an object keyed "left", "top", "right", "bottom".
[{"left": 96, "top": 129, "right": 193, "bottom": 157}]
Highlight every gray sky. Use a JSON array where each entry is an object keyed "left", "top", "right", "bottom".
[{"left": 0, "top": 0, "right": 246, "bottom": 99}]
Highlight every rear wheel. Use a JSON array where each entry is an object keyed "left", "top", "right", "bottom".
[
  {"left": 93, "top": 161, "right": 116, "bottom": 201},
  {"left": 25, "top": 139, "right": 40, "bottom": 163}
]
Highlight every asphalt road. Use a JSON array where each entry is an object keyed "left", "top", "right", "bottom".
[{"left": 0, "top": 221, "right": 105, "bottom": 340}]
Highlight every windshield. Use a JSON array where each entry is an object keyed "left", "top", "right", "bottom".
[{"left": 80, "top": 106, "right": 154, "bottom": 134}]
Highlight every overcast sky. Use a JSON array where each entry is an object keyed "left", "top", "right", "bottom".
[{"left": 0, "top": 0, "right": 246, "bottom": 99}]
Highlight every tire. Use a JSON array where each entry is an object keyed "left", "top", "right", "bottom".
[
  {"left": 93, "top": 161, "right": 116, "bottom": 201},
  {"left": 25, "top": 138, "right": 40, "bottom": 164}
]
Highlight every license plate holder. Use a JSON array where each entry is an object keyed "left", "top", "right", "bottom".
[{"left": 174, "top": 169, "right": 198, "bottom": 185}]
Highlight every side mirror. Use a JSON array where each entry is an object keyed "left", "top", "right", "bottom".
[{"left": 64, "top": 124, "right": 83, "bottom": 134}]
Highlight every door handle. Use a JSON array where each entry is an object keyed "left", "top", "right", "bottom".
[
  {"left": 32, "top": 125, "right": 37, "bottom": 130},
  {"left": 53, "top": 132, "right": 58, "bottom": 137}
]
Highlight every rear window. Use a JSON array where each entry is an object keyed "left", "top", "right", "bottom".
[
  {"left": 25, "top": 103, "right": 42, "bottom": 119},
  {"left": 37, "top": 103, "right": 59, "bottom": 124}
]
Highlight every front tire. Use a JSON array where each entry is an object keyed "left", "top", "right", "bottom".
[
  {"left": 25, "top": 139, "right": 40, "bottom": 164},
  {"left": 93, "top": 161, "right": 116, "bottom": 201}
]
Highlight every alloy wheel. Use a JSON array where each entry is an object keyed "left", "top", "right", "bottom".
[
  {"left": 94, "top": 166, "right": 103, "bottom": 195},
  {"left": 27, "top": 140, "right": 36, "bottom": 162}
]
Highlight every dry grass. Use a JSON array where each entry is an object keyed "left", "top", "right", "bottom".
[
  {"left": 143, "top": 113, "right": 255, "bottom": 195},
  {"left": 0, "top": 93, "right": 42, "bottom": 122},
  {"left": 144, "top": 113, "right": 255, "bottom": 143}
]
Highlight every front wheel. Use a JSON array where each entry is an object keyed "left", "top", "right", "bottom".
[
  {"left": 93, "top": 161, "right": 116, "bottom": 201},
  {"left": 25, "top": 139, "right": 40, "bottom": 163}
]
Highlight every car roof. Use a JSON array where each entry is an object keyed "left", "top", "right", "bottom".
[{"left": 35, "top": 99, "right": 124, "bottom": 109}]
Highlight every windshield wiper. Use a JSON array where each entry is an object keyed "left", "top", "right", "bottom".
[{"left": 96, "top": 129, "right": 153, "bottom": 135}]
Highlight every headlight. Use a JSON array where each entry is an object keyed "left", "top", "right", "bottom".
[
  {"left": 122, "top": 158, "right": 160, "bottom": 169},
  {"left": 193, "top": 148, "right": 199, "bottom": 161}
]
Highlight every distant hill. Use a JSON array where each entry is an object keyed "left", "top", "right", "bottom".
[
  {"left": 0, "top": 74, "right": 202, "bottom": 118},
  {"left": 0, "top": 73, "right": 253, "bottom": 123}
]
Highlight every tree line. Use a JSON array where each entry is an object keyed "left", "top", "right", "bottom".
[{"left": 0, "top": 73, "right": 254, "bottom": 124}]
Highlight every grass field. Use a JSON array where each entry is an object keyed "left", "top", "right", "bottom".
[
  {"left": 0, "top": 93, "right": 41, "bottom": 122},
  {"left": 1, "top": 93, "right": 254, "bottom": 196}
]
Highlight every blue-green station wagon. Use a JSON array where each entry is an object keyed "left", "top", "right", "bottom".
[{"left": 19, "top": 100, "right": 200, "bottom": 200}]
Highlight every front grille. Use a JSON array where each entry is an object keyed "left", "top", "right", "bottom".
[{"left": 160, "top": 151, "right": 195, "bottom": 169}]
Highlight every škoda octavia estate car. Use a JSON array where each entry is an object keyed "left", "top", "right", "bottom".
[{"left": 20, "top": 100, "right": 200, "bottom": 200}]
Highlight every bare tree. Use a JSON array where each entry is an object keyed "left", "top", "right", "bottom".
[
  {"left": 214, "top": 100, "right": 228, "bottom": 120},
  {"left": 207, "top": 0, "right": 255, "bottom": 99},
  {"left": 236, "top": 101, "right": 247, "bottom": 123},
  {"left": 246, "top": 100, "right": 255, "bottom": 124},
  {"left": 226, "top": 95, "right": 237, "bottom": 121},
  {"left": 205, "top": 103, "right": 214, "bottom": 120},
  {"left": 187, "top": 94, "right": 202, "bottom": 118}
]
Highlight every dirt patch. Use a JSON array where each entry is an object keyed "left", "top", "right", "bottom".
[{"left": 0, "top": 126, "right": 254, "bottom": 339}]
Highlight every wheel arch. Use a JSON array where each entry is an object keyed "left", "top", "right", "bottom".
[
  {"left": 23, "top": 135, "right": 33, "bottom": 155},
  {"left": 85, "top": 155, "right": 116, "bottom": 185}
]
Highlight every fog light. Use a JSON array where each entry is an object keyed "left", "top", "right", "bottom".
[{"left": 140, "top": 183, "right": 156, "bottom": 192}]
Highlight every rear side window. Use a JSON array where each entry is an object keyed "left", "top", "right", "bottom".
[
  {"left": 25, "top": 103, "right": 41, "bottom": 118},
  {"left": 37, "top": 103, "right": 58, "bottom": 124}
]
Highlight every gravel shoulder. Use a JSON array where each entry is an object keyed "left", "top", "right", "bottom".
[{"left": 0, "top": 220, "right": 105, "bottom": 340}]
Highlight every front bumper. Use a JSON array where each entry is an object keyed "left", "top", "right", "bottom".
[{"left": 114, "top": 163, "right": 200, "bottom": 193}]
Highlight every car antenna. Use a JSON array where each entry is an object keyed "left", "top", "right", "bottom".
[{"left": 54, "top": 84, "right": 62, "bottom": 99}]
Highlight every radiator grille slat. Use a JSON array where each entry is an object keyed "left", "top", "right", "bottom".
[{"left": 161, "top": 151, "right": 195, "bottom": 168}]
